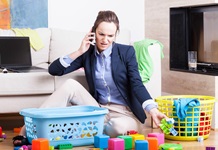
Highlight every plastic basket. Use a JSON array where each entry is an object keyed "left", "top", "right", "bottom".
[
  {"left": 20, "top": 106, "right": 108, "bottom": 148},
  {"left": 155, "top": 95, "right": 215, "bottom": 141}
]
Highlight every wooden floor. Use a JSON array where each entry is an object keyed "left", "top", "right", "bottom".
[{"left": 1, "top": 128, "right": 218, "bottom": 150}]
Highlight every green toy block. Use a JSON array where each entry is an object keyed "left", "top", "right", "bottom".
[
  {"left": 58, "top": 143, "right": 73, "bottom": 149},
  {"left": 159, "top": 143, "right": 183, "bottom": 150},
  {"left": 117, "top": 135, "right": 133, "bottom": 149}
]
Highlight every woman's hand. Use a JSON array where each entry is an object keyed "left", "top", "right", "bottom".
[
  {"left": 78, "top": 30, "right": 95, "bottom": 54},
  {"left": 149, "top": 107, "right": 167, "bottom": 127},
  {"left": 68, "top": 30, "right": 95, "bottom": 60}
]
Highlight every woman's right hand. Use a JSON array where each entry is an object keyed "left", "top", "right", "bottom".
[{"left": 78, "top": 31, "right": 95, "bottom": 54}]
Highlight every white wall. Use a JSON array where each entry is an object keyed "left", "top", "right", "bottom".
[{"left": 48, "top": 0, "right": 145, "bottom": 42}]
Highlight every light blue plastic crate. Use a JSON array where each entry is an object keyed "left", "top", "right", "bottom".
[{"left": 20, "top": 106, "right": 108, "bottom": 148}]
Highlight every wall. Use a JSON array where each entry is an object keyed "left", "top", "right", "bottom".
[
  {"left": 48, "top": 0, "right": 144, "bottom": 43},
  {"left": 144, "top": 0, "right": 218, "bottom": 129}
]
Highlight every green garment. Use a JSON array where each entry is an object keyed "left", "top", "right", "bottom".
[{"left": 133, "top": 38, "right": 164, "bottom": 83}]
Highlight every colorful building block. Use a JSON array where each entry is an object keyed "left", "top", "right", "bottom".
[
  {"left": 108, "top": 138, "right": 124, "bottom": 150},
  {"left": 117, "top": 135, "right": 133, "bottom": 149},
  {"left": 145, "top": 137, "right": 158, "bottom": 150},
  {"left": 159, "top": 143, "right": 183, "bottom": 150},
  {"left": 1, "top": 133, "right": 6, "bottom": 139},
  {"left": 147, "top": 132, "right": 164, "bottom": 145},
  {"left": 206, "top": 147, "right": 216, "bottom": 150},
  {"left": 32, "top": 138, "right": 49, "bottom": 150},
  {"left": 0, "top": 126, "right": 2, "bottom": 137},
  {"left": 197, "top": 136, "right": 204, "bottom": 142},
  {"left": 160, "top": 118, "right": 178, "bottom": 136},
  {"left": 20, "top": 145, "right": 28, "bottom": 150},
  {"left": 14, "top": 146, "right": 22, "bottom": 150},
  {"left": 94, "top": 134, "right": 110, "bottom": 149},
  {"left": 58, "top": 143, "right": 73, "bottom": 149},
  {"left": 129, "top": 134, "right": 145, "bottom": 148},
  {"left": 135, "top": 140, "right": 149, "bottom": 150},
  {"left": 14, "top": 127, "right": 22, "bottom": 133},
  {"left": 127, "top": 130, "right": 138, "bottom": 135}
]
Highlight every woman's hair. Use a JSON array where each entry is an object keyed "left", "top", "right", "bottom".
[{"left": 92, "top": 10, "right": 120, "bottom": 34}]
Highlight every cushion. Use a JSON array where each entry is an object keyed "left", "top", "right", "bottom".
[
  {"left": 31, "top": 28, "right": 51, "bottom": 67},
  {"left": 49, "top": 28, "right": 86, "bottom": 63}
]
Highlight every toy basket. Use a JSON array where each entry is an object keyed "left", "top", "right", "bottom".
[
  {"left": 20, "top": 106, "right": 108, "bottom": 148},
  {"left": 155, "top": 95, "right": 215, "bottom": 141}
]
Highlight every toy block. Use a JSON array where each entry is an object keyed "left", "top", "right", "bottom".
[
  {"left": 49, "top": 146, "right": 54, "bottom": 150},
  {"left": 159, "top": 143, "right": 183, "bottom": 150},
  {"left": 32, "top": 138, "right": 49, "bottom": 150},
  {"left": 58, "top": 143, "right": 73, "bottom": 149},
  {"left": 1, "top": 132, "right": 6, "bottom": 139},
  {"left": 206, "top": 147, "right": 216, "bottom": 150},
  {"left": 117, "top": 135, "right": 133, "bottom": 149},
  {"left": 20, "top": 145, "right": 28, "bottom": 150},
  {"left": 160, "top": 118, "right": 178, "bottom": 136},
  {"left": 14, "top": 127, "right": 22, "bottom": 133},
  {"left": 127, "top": 130, "right": 138, "bottom": 135},
  {"left": 14, "top": 147, "right": 22, "bottom": 150},
  {"left": 135, "top": 140, "right": 148, "bottom": 150},
  {"left": 108, "top": 138, "right": 125, "bottom": 150},
  {"left": 147, "top": 132, "right": 164, "bottom": 145},
  {"left": 94, "top": 134, "right": 110, "bottom": 148},
  {"left": 0, "top": 126, "right": 2, "bottom": 137},
  {"left": 145, "top": 137, "right": 158, "bottom": 150},
  {"left": 129, "top": 134, "right": 145, "bottom": 148},
  {"left": 197, "top": 136, "right": 204, "bottom": 142}
]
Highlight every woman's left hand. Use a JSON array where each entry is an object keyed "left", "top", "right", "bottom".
[{"left": 149, "top": 108, "right": 167, "bottom": 127}]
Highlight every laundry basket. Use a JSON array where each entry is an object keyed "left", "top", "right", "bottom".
[
  {"left": 20, "top": 106, "right": 108, "bottom": 148},
  {"left": 155, "top": 95, "right": 215, "bottom": 141}
]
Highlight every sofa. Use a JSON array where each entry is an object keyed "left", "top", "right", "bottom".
[{"left": 0, "top": 28, "right": 162, "bottom": 114}]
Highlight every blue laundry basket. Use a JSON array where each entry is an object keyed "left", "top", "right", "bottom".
[{"left": 20, "top": 106, "right": 108, "bottom": 148}]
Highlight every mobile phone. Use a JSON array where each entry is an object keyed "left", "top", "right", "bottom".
[{"left": 90, "top": 27, "right": 95, "bottom": 45}]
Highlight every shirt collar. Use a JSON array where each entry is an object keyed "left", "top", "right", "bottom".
[{"left": 95, "top": 44, "right": 112, "bottom": 58}]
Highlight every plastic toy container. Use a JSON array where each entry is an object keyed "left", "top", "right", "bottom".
[
  {"left": 20, "top": 106, "right": 108, "bottom": 148},
  {"left": 155, "top": 95, "right": 215, "bottom": 141}
]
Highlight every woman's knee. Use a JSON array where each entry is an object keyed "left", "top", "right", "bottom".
[{"left": 104, "top": 117, "right": 140, "bottom": 137}]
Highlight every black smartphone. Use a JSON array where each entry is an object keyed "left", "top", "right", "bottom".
[{"left": 89, "top": 27, "right": 95, "bottom": 45}]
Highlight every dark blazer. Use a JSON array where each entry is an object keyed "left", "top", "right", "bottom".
[{"left": 48, "top": 43, "right": 152, "bottom": 123}]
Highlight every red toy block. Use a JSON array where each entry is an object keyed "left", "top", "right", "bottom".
[
  {"left": 0, "top": 126, "right": 2, "bottom": 137},
  {"left": 108, "top": 138, "right": 124, "bottom": 150},
  {"left": 32, "top": 138, "right": 49, "bottom": 150},
  {"left": 147, "top": 132, "right": 164, "bottom": 145},
  {"left": 127, "top": 130, "right": 138, "bottom": 135}
]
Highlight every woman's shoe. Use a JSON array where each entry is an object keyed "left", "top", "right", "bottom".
[{"left": 12, "top": 135, "right": 30, "bottom": 146}]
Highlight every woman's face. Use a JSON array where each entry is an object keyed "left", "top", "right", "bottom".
[{"left": 95, "top": 21, "right": 117, "bottom": 52}]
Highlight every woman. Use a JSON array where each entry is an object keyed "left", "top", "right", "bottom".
[{"left": 13, "top": 10, "right": 166, "bottom": 146}]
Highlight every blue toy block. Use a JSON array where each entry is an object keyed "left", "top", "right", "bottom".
[
  {"left": 135, "top": 140, "right": 148, "bottom": 150},
  {"left": 169, "top": 127, "right": 178, "bottom": 136},
  {"left": 14, "top": 146, "right": 21, "bottom": 150},
  {"left": 94, "top": 134, "right": 110, "bottom": 149}
]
